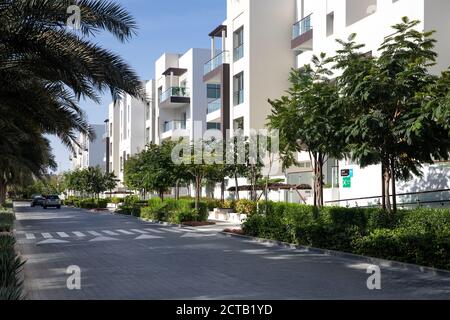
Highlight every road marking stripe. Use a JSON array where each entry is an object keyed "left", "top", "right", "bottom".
[
  {"left": 87, "top": 231, "right": 102, "bottom": 236},
  {"left": 25, "top": 233, "right": 36, "bottom": 240},
  {"left": 57, "top": 232, "right": 70, "bottom": 238},
  {"left": 130, "top": 229, "right": 148, "bottom": 234},
  {"left": 73, "top": 231, "right": 86, "bottom": 237},
  {"left": 42, "top": 233, "right": 53, "bottom": 239},
  {"left": 144, "top": 228, "right": 165, "bottom": 234},
  {"left": 116, "top": 229, "right": 134, "bottom": 235},
  {"left": 164, "top": 229, "right": 183, "bottom": 233},
  {"left": 102, "top": 230, "right": 119, "bottom": 236}
]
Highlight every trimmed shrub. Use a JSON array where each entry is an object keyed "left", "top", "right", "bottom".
[
  {"left": 236, "top": 200, "right": 257, "bottom": 216},
  {"left": 243, "top": 202, "right": 450, "bottom": 270},
  {"left": 140, "top": 199, "right": 208, "bottom": 224},
  {"left": 0, "top": 209, "right": 15, "bottom": 232},
  {"left": 0, "top": 235, "right": 25, "bottom": 300}
]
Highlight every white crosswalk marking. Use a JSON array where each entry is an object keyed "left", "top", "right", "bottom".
[
  {"left": 130, "top": 229, "right": 148, "bottom": 234},
  {"left": 87, "top": 231, "right": 102, "bottom": 236},
  {"left": 164, "top": 229, "right": 183, "bottom": 233},
  {"left": 73, "top": 231, "right": 86, "bottom": 237},
  {"left": 57, "top": 232, "right": 70, "bottom": 238},
  {"left": 116, "top": 229, "right": 134, "bottom": 235},
  {"left": 102, "top": 230, "right": 119, "bottom": 236},
  {"left": 42, "top": 233, "right": 53, "bottom": 239},
  {"left": 144, "top": 228, "right": 165, "bottom": 234},
  {"left": 25, "top": 233, "right": 36, "bottom": 240}
]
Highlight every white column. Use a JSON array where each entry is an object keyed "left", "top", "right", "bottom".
[
  {"left": 211, "top": 36, "right": 215, "bottom": 59},
  {"left": 170, "top": 71, "right": 174, "bottom": 88},
  {"left": 222, "top": 30, "right": 226, "bottom": 53}
]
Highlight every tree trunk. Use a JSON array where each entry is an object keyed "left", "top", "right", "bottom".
[
  {"left": 195, "top": 176, "right": 201, "bottom": 211},
  {"left": 391, "top": 158, "right": 397, "bottom": 214},
  {"left": 234, "top": 172, "right": 240, "bottom": 201},
  {"left": 314, "top": 155, "right": 324, "bottom": 208},
  {"left": 381, "top": 163, "right": 386, "bottom": 210},
  {"left": 159, "top": 190, "right": 164, "bottom": 202},
  {"left": 0, "top": 180, "right": 7, "bottom": 206},
  {"left": 221, "top": 179, "right": 225, "bottom": 202},
  {"left": 175, "top": 180, "right": 180, "bottom": 200},
  {"left": 382, "top": 160, "right": 392, "bottom": 212}
]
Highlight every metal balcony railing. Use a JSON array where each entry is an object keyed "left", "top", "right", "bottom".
[
  {"left": 292, "top": 14, "right": 312, "bottom": 39},
  {"left": 204, "top": 51, "right": 230, "bottom": 75},
  {"left": 159, "top": 87, "right": 190, "bottom": 103},
  {"left": 163, "top": 120, "right": 186, "bottom": 133},
  {"left": 207, "top": 98, "right": 221, "bottom": 114}
]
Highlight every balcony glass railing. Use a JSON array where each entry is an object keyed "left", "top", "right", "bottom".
[
  {"left": 292, "top": 14, "right": 312, "bottom": 39},
  {"left": 233, "top": 44, "right": 244, "bottom": 62},
  {"left": 160, "top": 87, "right": 190, "bottom": 103},
  {"left": 207, "top": 98, "right": 221, "bottom": 114},
  {"left": 233, "top": 90, "right": 244, "bottom": 106},
  {"left": 163, "top": 120, "right": 186, "bottom": 133},
  {"left": 204, "top": 51, "right": 230, "bottom": 75}
]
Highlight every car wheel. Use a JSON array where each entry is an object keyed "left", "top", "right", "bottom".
[
  {"left": 57, "top": 206, "right": 61, "bottom": 209},
  {"left": 43, "top": 206, "right": 47, "bottom": 209}
]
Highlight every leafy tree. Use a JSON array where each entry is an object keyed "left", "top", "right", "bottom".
[
  {"left": 124, "top": 141, "right": 177, "bottom": 201},
  {"left": 268, "top": 54, "right": 346, "bottom": 207},
  {"left": 334, "top": 17, "right": 450, "bottom": 213}
]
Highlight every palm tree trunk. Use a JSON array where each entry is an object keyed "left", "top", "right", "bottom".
[{"left": 0, "top": 180, "right": 7, "bottom": 206}]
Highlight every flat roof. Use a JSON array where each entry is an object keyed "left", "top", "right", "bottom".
[
  {"left": 208, "top": 25, "right": 227, "bottom": 37},
  {"left": 162, "top": 67, "right": 188, "bottom": 76}
]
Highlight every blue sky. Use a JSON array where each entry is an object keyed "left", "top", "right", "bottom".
[{"left": 50, "top": 0, "right": 226, "bottom": 173}]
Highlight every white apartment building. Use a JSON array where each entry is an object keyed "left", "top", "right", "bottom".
[
  {"left": 70, "top": 124, "right": 105, "bottom": 171},
  {"left": 107, "top": 91, "right": 149, "bottom": 186},
  {"left": 291, "top": 0, "right": 450, "bottom": 207},
  {"left": 155, "top": 48, "right": 212, "bottom": 143}
]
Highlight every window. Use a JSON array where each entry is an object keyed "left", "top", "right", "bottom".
[
  {"left": 233, "top": 72, "right": 244, "bottom": 106},
  {"left": 233, "top": 27, "right": 244, "bottom": 62},
  {"left": 207, "top": 84, "right": 221, "bottom": 99},
  {"left": 146, "top": 128, "right": 150, "bottom": 143},
  {"left": 146, "top": 103, "right": 150, "bottom": 121},
  {"left": 233, "top": 117, "right": 244, "bottom": 131},
  {"left": 326, "top": 12, "right": 334, "bottom": 36},
  {"left": 207, "top": 122, "right": 221, "bottom": 130}
]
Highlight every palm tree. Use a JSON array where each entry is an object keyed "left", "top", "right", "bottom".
[{"left": 0, "top": 0, "right": 144, "bottom": 201}]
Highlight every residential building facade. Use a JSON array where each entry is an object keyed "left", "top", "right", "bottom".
[
  {"left": 292, "top": 0, "right": 450, "bottom": 206},
  {"left": 70, "top": 124, "right": 105, "bottom": 171},
  {"left": 155, "top": 48, "right": 212, "bottom": 143}
]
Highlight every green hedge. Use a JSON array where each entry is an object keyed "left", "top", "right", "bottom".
[
  {"left": 243, "top": 202, "right": 450, "bottom": 270},
  {"left": 140, "top": 199, "right": 208, "bottom": 224},
  {"left": 0, "top": 234, "right": 25, "bottom": 300},
  {"left": 72, "top": 198, "right": 108, "bottom": 209},
  {"left": 0, "top": 209, "right": 15, "bottom": 233}
]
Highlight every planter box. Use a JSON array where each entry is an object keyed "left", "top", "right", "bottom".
[{"left": 213, "top": 208, "right": 233, "bottom": 221}]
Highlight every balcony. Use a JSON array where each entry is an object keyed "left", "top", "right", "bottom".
[
  {"left": 159, "top": 87, "right": 190, "bottom": 108},
  {"left": 161, "top": 120, "right": 188, "bottom": 140},
  {"left": 204, "top": 51, "right": 230, "bottom": 76},
  {"left": 291, "top": 14, "right": 313, "bottom": 51},
  {"left": 163, "top": 120, "right": 186, "bottom": 133},
  {"left": 207, "top": 98, "right": 221, "bottom": 122},
  {"left": 207, "top": 98, "right": 221, "bottom": 114}
]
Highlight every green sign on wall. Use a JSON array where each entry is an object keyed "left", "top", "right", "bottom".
[{"left": 343, "top": 177, "right": 352, "bottom": 189}]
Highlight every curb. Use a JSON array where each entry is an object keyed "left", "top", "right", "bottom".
[{"left": 220, "top": 232, "right": 450, "bottom": 277}]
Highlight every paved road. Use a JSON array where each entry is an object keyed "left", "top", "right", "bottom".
[{"left": 13, "top": 202, "right": 450, "bottom": 300}]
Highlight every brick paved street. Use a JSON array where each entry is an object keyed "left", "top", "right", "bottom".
[{"left": 13, "top": 203, "right": 450, "bottom": 300}]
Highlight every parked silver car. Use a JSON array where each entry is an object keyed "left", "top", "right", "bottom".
[{"left": 43, "top": 195, "right": 61, "bottom": 209}]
